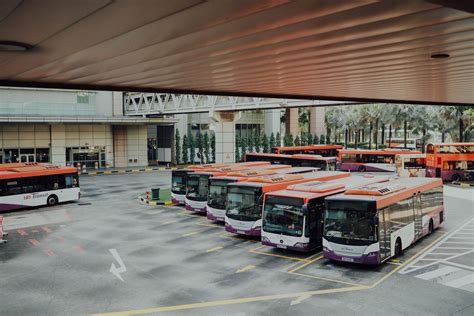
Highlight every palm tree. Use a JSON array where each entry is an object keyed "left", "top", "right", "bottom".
[
  {"left": 440, "top": 106, "right": 473, "bottom": 142},
  {"left": 174, "top": 129, "right": 181, "bottom": 165},
  {"left": 182, "top": 134, "right": 189, "bottom": 164}
]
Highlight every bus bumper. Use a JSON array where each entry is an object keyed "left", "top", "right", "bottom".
[{"left": 323, "top": 248, "right": 380, "bottom": 265}]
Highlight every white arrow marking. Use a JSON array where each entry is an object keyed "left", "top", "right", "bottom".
[
  {"left": 290, "top": 294, "right": 312, "bottom": 306},
  {"left": 109, "top": 248, "right": 126, "bottom": 282}
]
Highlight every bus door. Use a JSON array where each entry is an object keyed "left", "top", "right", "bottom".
[
  {"left": 307, "top": 200, "right": 324, "bottom": 249},
  {"left": 378, "top": 209, "right": 391, "bottom": 260},
  {"left": 414, "top": 194, "right": 423, "bottom": 239},
  {"left": 435, "top": 168, "right": 441, "bottom": 178}
]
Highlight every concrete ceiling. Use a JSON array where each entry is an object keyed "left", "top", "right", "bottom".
[{"left": 0, "top": 0, "right": 473, "bottom": 105}]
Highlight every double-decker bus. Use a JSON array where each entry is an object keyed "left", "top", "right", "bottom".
[
  {"left": 384, "top": 138, "right": 422, "bottom": 150},
  {"left": 171, "top": 161, "right": 270, "bottom": 205},
  {"left": 322, "top": 177, "right": 444, "bottom": 265},
  {"left": 184, "top": 162, "right": 271, "bottom": 212},
  {"left": 244, "top": 153, "right": 337, "bottom": 170},
  {"left": 272, "top": 144, "right": 342, "bottom": 156},
  {"left": 225, "top": 171, "right": 350, "bottom": 236},
  {"left": 261, "top": 175, "right": 391, "bottom": 252},
  {"left": 425, "top": 143, "right": 474, "bottom": 181},
  {"left": 0, "top": 163, "right": 80, "bottom": 212},
  {"left": 337, "top": 149, "right": 420, "bottom": 172},
  {"left": 207, "top": 166, "right": 316, "bottom": 222},
  {"left": 395, "top": 154, "right": 426, "bottom": 178}
]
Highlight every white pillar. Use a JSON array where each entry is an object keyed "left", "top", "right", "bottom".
[
  {"left": 210, "top": 111, "right": 241, "bottom": 164},
  {"left": 50, "top": 125, "right": 66, "bottom": 165},
  {"left": 285, "top": 108, "right": 299, "bottom": 137},
  {"left": 264, "top": 109, "right": 280, "bottom": 136},
  {"left": 310, "top": 107, "right": 326, "bottom": 136}
]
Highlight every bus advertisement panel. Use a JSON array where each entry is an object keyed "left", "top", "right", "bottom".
[
  {"left": 395, "top": 154, "right": 426, "bottom": 178},
  {"left": 225, "top": 171, "right": 350, "bottom": 237},
  {"left": 261, "top": 175, "right": 391, "bottom": 252},
  {"left": 271, "top": 145, "right": 342, "bottom": 156},
  {"left": 425, "top": 143, "right": 474, "bottom": 181},
  {"left": 322, "top": 177, "right": 444, "bottom": 265},
  {"left": 338, "top": 149, "right": 420, "bottom": 172},
  {"left": 207, "top": 166, "right": 316, "bottom": 222},
  {"left": 244, "top": 153, "right": 337, "bottom": 171},
  {"left": 0, "top": 163, "right": 80, "bottom": 212}
]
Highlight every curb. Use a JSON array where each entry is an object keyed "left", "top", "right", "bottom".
[
  {"left": 451, "top": 181, "right": 474, "bottom": 188},
  {"left": 137, "top": 194, "right": 174, "bottom": 206},
  {"left": 81, "top": 167, "right": 177, "bottom": 176}
]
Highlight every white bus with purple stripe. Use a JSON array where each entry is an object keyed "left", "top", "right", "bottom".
[{"left": 323, "top": 177, "right": 444, "bottom": 265}]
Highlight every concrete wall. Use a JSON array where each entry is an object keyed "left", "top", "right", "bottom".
[{"left": 126, "top": 125, "right": 148, "bottom": 167}]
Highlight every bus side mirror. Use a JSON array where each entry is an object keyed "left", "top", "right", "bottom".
[{"left": 302, "top": 204, "right": 308, "bottom": 216}]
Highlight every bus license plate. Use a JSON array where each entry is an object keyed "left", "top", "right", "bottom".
[
  {"left": 277, "top": 244, "right": 287, "bottom": 249},
  {"left": 237, "top": 230, "right": 245, "bottom": 234},
  {"left": 341, "top": 257, "right": 354, "bottom": 262}
]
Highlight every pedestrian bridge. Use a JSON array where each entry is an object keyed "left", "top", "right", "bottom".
[{"left": 123, "top": 93, "right": 356, "bottom": 115}]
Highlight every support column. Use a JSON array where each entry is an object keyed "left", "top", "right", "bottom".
[
  {"left": 285, "top": 108, "right": 299, "bottom": 137},
  {"left": 113, "top": 126, "right": 127, "bottom": 168},
  {"left": 264, "top": 109, "right": 280, "bottom": 136},
  {"left": 50, "top": 124, "right": 66, "bottom": 165},
  {"left": 310, "top": 107, "right": 326, "bottom": 136},
  {"left": 210, "top": 111, "right": 241, "bottom": 164}
]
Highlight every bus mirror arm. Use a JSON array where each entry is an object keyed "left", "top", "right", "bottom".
[{"left": 302, "top": 204, "right": 308, "bottom": 216}]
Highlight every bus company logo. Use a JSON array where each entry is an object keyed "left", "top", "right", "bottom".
[{"left": 24, "top": 193, "right": 48, "bottom": 200}]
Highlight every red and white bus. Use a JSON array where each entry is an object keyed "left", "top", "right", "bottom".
[
  {"left": 395, "top": 154, "right": 426, "bottom": 178},
  {"left": 225, "top": 171, "right": 350, "bottom": 236},
  {"left": 244, "top": 153, "right": 337, "bottom": 171},
  {"left": 184, "top": 162, "right": 271, "bottom": 212},
  {"left": 171, "top": 161, "right": 271, "bottom": 205},
  {"left": 207, "top": 166, "right": 316, "bottom": 222},
  {"left": 425, "top": 143, "right": 474, "bottom": 181},
  {"left": 0, "top": 163, "right": 80, "bottom": 212},
  {"left": 272, "top": 144, "right": 342, "bottom": 156},
  {"left": 384, "top": 138, "right": 422, "bottom": 150},
  {"left": 323, "top": 177, "right": 444, "bottom": 265},
  {"left": 261, "top": 175, "right": 390, "bottom": 252},
  {"left": 337, "top": 149, "right": 421, "bottom": 172}
]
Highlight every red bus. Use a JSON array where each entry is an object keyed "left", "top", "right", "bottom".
[
  {"left": 244, "top": 153, "right": 337, "bottom": 171},
  {"left": 425, "top": 143, "right": 474, "bottom": 181},
  {"left": 271, "top": 145, "right": 342, "bottom": 156},
  {"left": 338, "top": 149, "right": 421, "bottom": 172}
]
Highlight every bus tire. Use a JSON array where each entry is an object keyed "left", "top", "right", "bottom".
[
  {"left": 395, "top": 238, "right": 402, "bottom": 257},
  {"left": 47, "top": 195, "right": 58, "bottom": 206},
  {"left": 451, "top": 174, "right": 461, "bottom": 182},
  {"left": 358, "top": 165, "right": 366, "bottom": 172},
  {"left": 429, "top": 219, "right": 434, "bottom": 234}
]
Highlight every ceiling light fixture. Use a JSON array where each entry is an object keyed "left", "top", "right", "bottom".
[
  {"left": 430, "top": 53, "right": 450, "bottom": 59},
  {"left": 0, "top": 40, "right": 33, "bottom": 52}
]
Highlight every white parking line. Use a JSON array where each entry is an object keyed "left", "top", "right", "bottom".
[
  {"left": 442, "top": 274, "right": 474, "bottom": 288},
  {"left": 416, "top": 266, "right": 460, "bottom": 280}
]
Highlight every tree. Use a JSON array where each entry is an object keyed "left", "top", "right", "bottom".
[
  {"left": 196, "top": 132, "right": 203, "bottom": 163},
  {"left": 319, "top": 134, "right": 325, "bottom": 144},
  {"left": 313, "top": 134, "right": 319, "bottom": 145},
  {"left": 294, "top": 135, "right": 301, "bottom": 146},
  {"left": 235, "top": 135, "right": 241, "bottom": 162},
  {"left": 241, "top": 134, "right": 248, "bottom": 155},
  {"left": 255, "top": 132, "right": 262, "bottom": 153},
  {"left": 203, "top": 132, "right": 210, "bottom": 163},
  {"left": 174, "top": 129, "right": 181, "bottom": 165},
  {"left": 182, "top": 134, "right": 189, "bottom": 164},
  {"left": 247, "top": 133, "right": 254, "bottom": 152},
  {"left": 188, "top": 133, "right": 195, "bottom": 164},
  {"left": 288, "top": 134, "right": 294, "bottom": 146},
  {"left": 262, "top": 134, "right": 269, "bottom": 153},
  {"left": 210, "top": 132, "right": 216, "bottom": 162},
  {"left": 326, "top": 134, "right": 331, "bottom": 144},
  {"left": 269, "top": 132, "right": 276, "bottom": 150},
  {"left": 276, "top": 131, "right": 281, "bottom": 147}
]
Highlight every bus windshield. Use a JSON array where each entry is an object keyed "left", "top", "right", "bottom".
[
  {"left": 263, "top": 195, "right": 304, "bottom": 237},
  {"left": 171, "top": 172, "right": 187, "bottom": 194},
  {"left": 186, "top": 175, "right": 208, "bottom": 201},
  {"left": 226, "top": 186, "right": 262, "bottom": 221},
  {"left": 324, "top": 201, "right": 376, "bottom": 242},
  {"left": 208, "top": 179, "right": 234, "bottom": 209}
]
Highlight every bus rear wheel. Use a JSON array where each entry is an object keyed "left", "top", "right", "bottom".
[
  {"left": 358, "top": 166, "right": 366, "bottom": 172},
  {"left": 452, "top": 174, "right": 461, "bottom": 182},
  {"left": 394, "top": 238, "right": 402, "bottom": 257},
  {"left": 47, "top": 195, "right": 58, "bottom": 206}
]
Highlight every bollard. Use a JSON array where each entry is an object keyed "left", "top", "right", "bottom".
[
  {"left": 0, "top": 216, "right": 6, "bottom": 244},
  {"left": 146, "top": 191, "right": 149, "bottom": 201},
  {"left": 95, "top": 162, "right": 99, "bottom": 170}
]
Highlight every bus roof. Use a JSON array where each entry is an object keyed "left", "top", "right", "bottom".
[
  {"left": 272, "top": 144, "right": 342, "bottom": 151},
  {"left": 338, "top": 149, "right": 421, "bottom": 155},
  {"left": 326, "top": 177, "right": 443, "bottom": 209},
  {"left": 395, "top": 153, "right": 426, "bottom": 158},
  {"left": 0, "top": 164, "right": 78, "bottom": 180},
  {"left": 290, "top": 154, "right": 336, "bottom": 160},
  {"left": 268, "top": 175, "right": 391, "bottom": 200},
  {"left": 428, "top": 142, "right": 474, "bottom": 146},
  {"left": 187, "top": 161, "right": 270, "bottom": 170}
]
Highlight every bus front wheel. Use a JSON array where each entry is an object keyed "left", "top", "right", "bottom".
[
  {"left": 47, "top": 195, "right": 58, "bottom": 206},
  {"left": 394, "top": 238, "right": 402, "bottom": 257},
  {"left": 452, "top": 174, "right": 461, "bottom": 182},
  {"left": 358, "top": 166, "right": 366, "bottom": 172}
]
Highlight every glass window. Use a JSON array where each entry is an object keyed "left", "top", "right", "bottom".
[
  {"left": 77, "top": 95, "right": 89, "bottom": 104},
  {"left": 421, "top": 186, "right": 443, "bottom": 215},
  {"left": 36, "top": 148, "right": 50, "bottom": 163},
  {"left": 263, "top": 196, "right": 304, "bottom": 237}
]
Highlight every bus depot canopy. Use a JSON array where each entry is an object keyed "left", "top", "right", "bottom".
[{"left": 0, "top": 0, "right": 473, "bottom": 105}]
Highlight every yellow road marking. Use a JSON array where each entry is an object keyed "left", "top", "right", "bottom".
[
  {"left": 196, "top": 221, "right": 222, "bottom": 228},
  {"left": 206, "top": 246, "right": 223, "bottom": 253},
  {"left": 182, "top": 231, "right": 199, "bottom": 237},
  {"left": 161, "top": 220, "right": 177, "bottom": 225},
  {"left": 249, "top": 245, "right": 311, "bottom": 262},
  {"left": 287, "top": 255, "right": 323, "bottom": 273},
  {"left": 289, "top": 271, "right": 365, "bottom": 287},
  {"left": 236, "top": 265, "right": 256, "bottom": 273},
  {"left": 90, "top": 285, "right": 366, "bottom": 315}
]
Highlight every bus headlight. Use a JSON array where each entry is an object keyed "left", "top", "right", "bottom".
[
  {"left": 262, "top": 236, "right": 270, "bottom": 243},
  {"left": 367, "top": 252, "right": 378, "bottom": 256}
]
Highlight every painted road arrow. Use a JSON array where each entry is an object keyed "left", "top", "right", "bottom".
[
  {"left": 290, "top": 294, "right": 312, "bottom": 306},
  {"left": 236, "top": 265, "right": 256, "bottom": 273},
  {"left": 109, "top": 249, "right": 127, "bottom": 282}
]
